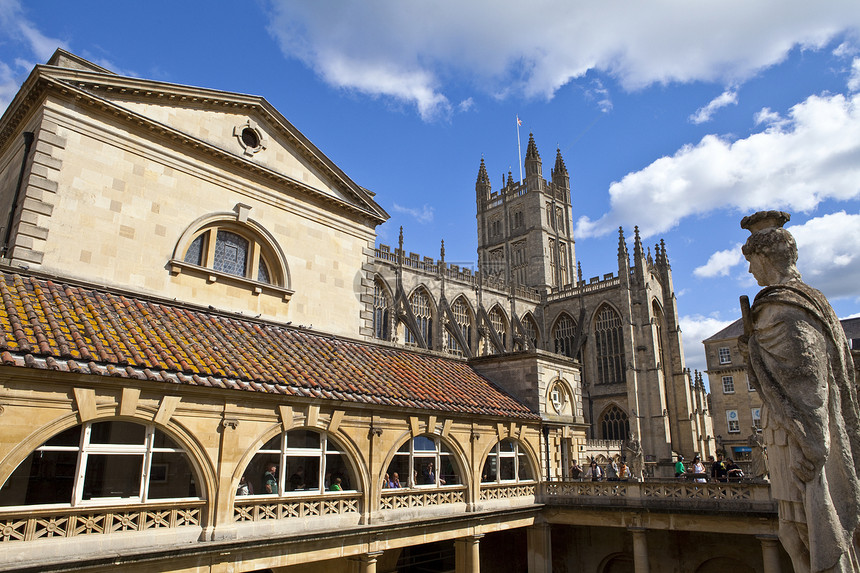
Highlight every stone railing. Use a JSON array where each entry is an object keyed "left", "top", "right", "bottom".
[
  {"left": 541, "top": 479, "right": 776, "bottom": 513},
  {"left": 0, "top": 500, "right": 204, "bottom": 543},
  {"left": 546, "top": 276, "right": 621, "bottom": 302},
  {"left": 380, "top": 486, "right": 466, "bottom": 510},
  {"left": 478, "top": 482, "right": 537, "bottom": 501},
  {"left": 234, "top": 492, "right": 361, "bottom": 523}
]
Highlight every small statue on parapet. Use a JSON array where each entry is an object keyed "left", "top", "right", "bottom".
[
  {"left": 624, "top": 431, "right": 645, "bottom": 482},
  {"left": 748, "top": 426, "right": 769, "bottom": 482},
  {"left": 739, "top": 210, "right": 860, "bottom": 573}
]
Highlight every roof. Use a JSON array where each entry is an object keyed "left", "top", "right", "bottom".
[
  {"left": 703, "top": 318, "right": 744, "bottom": 343},
  {"left": 0, "top": 271, "right": 536, "bottom": 419}
]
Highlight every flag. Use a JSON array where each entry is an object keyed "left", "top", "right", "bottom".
[{"left": 517, "top": 116, "right": 522, "bottom": 126}]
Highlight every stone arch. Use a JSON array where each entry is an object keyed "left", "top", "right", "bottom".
[
  {"left": 599, "top": 552, "right": 634, "bottom": 573},
  {"left": 478, "top": 437, "right": 538, "bottom": 483},
  {"left": 381, "top": 431, "right": 471, "bottom": 493},
  {"left": 0, "top": 410, "right": 215, "bottom": 508},
  {"left": 445, "top": 295, "right": 475, "bottom": 356},
  {"left": 520, "top": 311, "right": 541, "bottom": 348},
  {"left": 592, "top": 302, "right": 626, "bottom": 385},
  {"left": 403, "top": 286, "right": 437, "bottom": 348},
  {"left": 694, "top": 557, "right": 755, "bottom": 573},
  {"left": 172, "top": 210, "right": 290, "bottom": 288},
  {"left": 598, "top": 403, "right": 630, "bottom": 441},
  {"left": 551, "top": 311, "right": 578, "bottom": 359},
  {"left": 372, "top": 275, "right": 394, "bottom": 341}
]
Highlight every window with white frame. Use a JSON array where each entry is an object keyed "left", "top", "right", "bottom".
[
  {"left": 748, "top": 378, "right": 757, "bottom": 392},
  {"left": 0, "top": 421, "right": 199, "bottom": 507},
  {"left": 184, "top": 226, "right": 279, "bottom": 285},
  {"left": 386, "top": 435, "right": 461, "bottom": 488},
  {"left": 481, "top": 439, "right": 533, "bottom": 483},
  {"left": 245, "top": 429, "right": 356, "bottom": 496},
  {"left": 726, "top": 410, "right": 740, "bottom": 433},
  {"left": 718, "top": 347, "right": 731, "bottom": 364},
  {"left": 722, "top": 376, "right": 735, "bottom": 394},
  {"left": 751, "top": 408, "right": 762, "bottom": 431}
]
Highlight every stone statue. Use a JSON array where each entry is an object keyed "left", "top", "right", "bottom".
[
  {"left": 739, "top": 210, "right": 860, "bottom": 573},
  {"left": 748, "top": 427, "right": 769, "bottom": 481},
  {"left": 624, "top": 432, "right": 645, "bottom": 482}
]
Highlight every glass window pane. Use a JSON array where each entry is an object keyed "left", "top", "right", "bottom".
[
  {"left": 386, "top": 455, "right": 410, "bottom": 487},
  {"left": 43, "top": 426, "right": 82, "bottom": 448},
  {"left": 89, "top": 421, "right": 146, "bottom": 445},
  {"left": 481, "top": 456, "right": 497, "bottom": 483},
  {"left": 248, "top": 453, "right": 279, "bottom": 495},
  {"left": 325, "top": 454, "right": 353, "bottom": 491},
  {"left": 499, "top": 457, "right": 516, "bottom": 480},
  {"left": 439, "top": 456, "right": 460, "bottom": 485},
  {"left": 183, "top": 234, "right": 205, "bottom": 265},
  {"left": 285, "top": 456, "right": 319, "bottom": 492},
  {"left": 152, "top": 429, "right": 182, "bottom": 450},
  {"left": 0, "top": 450, "right": 77, "bottom": 506},
  {"left": 213, "top": 230, "right": 249, "bottom": 277},
  {"left": 397, "top": 441, "right": 410, "bottom": 453},
  {"left": 413, "top": 436, "right": 436, "bottom": 451},
  {"left": 257, "top": 257, "right": 271, "bottom": 283},
  {"left": 82, "top": 454, "right": 143, "bottom": 500},
  {"left": 325, "top": 437, "right": 344, "bottom": 453},
  {"left": 499, "top": 440, "right": 515, "bottom": 452},
  {"left": 518, "top": 453, "right": 533, "bottom": 481},
  {"left": 147, "top": 452, "right": 197, "bottom": 499},
  {"left": 260, "top": 435, "right": 281, "bottom": 452},
  {"left": 285, "top": 430, "right": 320, "bottom": 450}
]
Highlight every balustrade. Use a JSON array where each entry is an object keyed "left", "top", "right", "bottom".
[{"left": 234, "top": 492, "right": 361, "bottom": 523}]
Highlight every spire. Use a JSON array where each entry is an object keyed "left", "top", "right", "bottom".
[
  {"left": 475, "top": 157, "right": 491, "bottom": 201},
  {"left": 633, "top": 226, "right": 643, "bottom": 260},
  {"left": 553, "top": 147, "right": 568, "bottom": 176},
  {"left": 617, "top": 227, "right": 628, "bottom": 258},
  {"left": 659, "top": 238, "right": 670, "bottom": 268},
  {"left": 618, "top": 226, "right": 630, "bottom": 283},
  {"left": 524, "top": 133, "right": 543, "bottom": 183},
  {"left": 525, "top": 133, "right": 541, "bottom": 161},
  {"left": 506, "top": 170, "right": 514, "bottom": 188},
  {"left": 476, "top": 157, "right": 490, "bottom": 186},
  {"left": 552, "top": 147, "right": 570, "bottom": 195},
  {"left": 577, "top": 261, "right": 583, "bottom": 284}
]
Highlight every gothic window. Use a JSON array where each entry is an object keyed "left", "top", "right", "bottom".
[
  {"left": 405, "top": 289, "right": 433, "bottom": 347},
  {"left": 553, "top": 314, "right": 577, "bottom": 359},
  {"left": 481, "top": 439, "right": 534, "bottom": 483},
  {"left": 181, "top": 223, "right": 282, "bottom": 286},
  {"left": 600, "top": 405, "right": 630, "bottom": 441},
  {"left": 373, "top": 280, "right": 390, "bottom": 340},
  {"left": 512, "top": 240, "right": 528, "bottom": 286},
  {"left": 521, "top": 314, "right": 539, "bottom": 348},
  {"left": 558, "top": 242, "right": 568, "bottom": 286},
  {"left": 387, "top": 436, "right": 461, "bottom": 488},
  {"left": 488, "top": 248, "right": 505, "bottom": 277},
  {"left": 0, "top": 421, "right": 200, "bottom": 507},
  {"left": 548, "top": 239, "right": 557, "bottom": 287},
  {"left": 546, "top": 203, "right": 553, "bottom": 228},
  {"left": 446, "top": 298, "right": 472, "bottom": 356},
  {"left": 245, "top": 429, "right": 356, "bottom": 495},
  {"left": 595, "top": 305, "right": 625, "bottom": 385},
  {"left": 489, "top": 307, "right": 507, "bottom": 351}
]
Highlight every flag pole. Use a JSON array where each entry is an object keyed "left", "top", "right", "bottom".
[{"left": 516, "top": 115, "right": 524, "bottom": 184}]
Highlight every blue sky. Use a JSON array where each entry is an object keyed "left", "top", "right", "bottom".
[{"left": 1, "top": 0, "right": 859, "bottom": 377}]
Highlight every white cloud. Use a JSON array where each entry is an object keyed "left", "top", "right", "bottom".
[
  {"left": 689, "top": 89, "right": 738, "bottom": 124},
  {"left": 575, "top": 92, "right": 860, "bottom": 238},
  {"left": 679, "top": 314, "right": 736, "bottom": 374},
  {"left": 848, "top": 58, "right": 860, "bottom": 92},
  {"left": 585, "top": 78, "right": 613, "bottom": 113},
  {"left": 693, "top": 243, "right": 743, "bottom": 277},
  {"left": 753, "top": 107, "right": 784, "bottom": 126},
  {"left": 790, "top": 211, "right": 860, "bottom": 300},
  {"left": 265, "top": 0, "right": 860, "bottom": 121},
  {"left": 458, "top": 98, "right": 475, "bottom": 113},
  {"left": 391, "top": 203, "right": 435, "bottom": 224}
]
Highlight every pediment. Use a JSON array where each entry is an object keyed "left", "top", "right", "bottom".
[{"left": 30, "top": 59, "right": 387, "bottom": 223}]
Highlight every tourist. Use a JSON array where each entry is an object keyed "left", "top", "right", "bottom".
[
  {"left": 237, "top": 475, "right": 252, "bottom": 496},
  {"left": 709, "top": 455, "right": 727, "bottom": 482},
  {"left": 391, "top": 472, "right": 402, "bottom": 488},
  {"left": 618, "top": 461, "right": 629, "bottom": 480},
  {"left": 587, "top": 460, "right": 603, "bottom": 481},
  {"left": 725, "top": 458, "right": 744, "bottom": 481},
  {"left": 263, "top": 463, "right": 278, "bottom": 495},
  {"left": 330, "top": 477, "right": 343, "bottom": 491},
  {"left": 692, "top": 455, "right": 706, "bottom": 483},
  {"left": 607, "top": 459, "right": 619, "bottom": 481},
  {"left": 674, "top": 456, "right": 685, "bottom": 478},
  {"left": 570, "top": 461, "right": 583, "bottom": 480}
]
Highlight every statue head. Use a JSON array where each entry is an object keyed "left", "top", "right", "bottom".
[{"left": 741, "top": 210, "right": 800, "bottom": 286}]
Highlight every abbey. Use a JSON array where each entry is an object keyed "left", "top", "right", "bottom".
[
  {"left": 370, "top": 135, "right": 713, "bottom": 471},
  {"left": 0, "top": 50, "right": 784, "bottom": 573}
]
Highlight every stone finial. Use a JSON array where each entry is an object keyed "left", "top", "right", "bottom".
[{"left": 740, "top": 210, "right": 790, "bottom": 233}]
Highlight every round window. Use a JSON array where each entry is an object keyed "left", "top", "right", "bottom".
[{"left": 241, "top": 127, "right": 260, "bottom": 149}]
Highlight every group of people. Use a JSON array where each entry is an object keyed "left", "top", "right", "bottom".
[
  {"left": 674, "top": 454, "right": 745, "bottom": 482},
  {"left": 236, "top": 464, "right": 345, "bottom": 496},
  {"left": 570, "top": 459, "right": 634, "bottom": 481}
]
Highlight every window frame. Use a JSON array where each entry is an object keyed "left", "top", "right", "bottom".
[
  {"left": 718, "top": 347, "right": 731, "bottom": 364},
  {"left": 388, "top": 435, "right": 461, "bottom": 489},
  {"left": 726, "top": 410, "right": 740, "bottom": 433},
  {"left": 481, "top": 439, "right": 534, "bottom": 484},
  {"left": 722, "top": 375, "right": 735, "bottom": 394}
]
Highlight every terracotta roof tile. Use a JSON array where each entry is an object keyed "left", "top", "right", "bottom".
[{"left": 0, "top": 272, "right": 536, "bottom": 419}]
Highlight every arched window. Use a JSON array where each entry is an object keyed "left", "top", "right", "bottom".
[
  {"left": 600, "top": 405, "right": 630, "bottom": 441},
  {"left": 446, "top": 298, "right": 472, "bottom": 356},
  {"left": 553, "top": 314, "right": 577, "bottom": 358},
  {"left": 0, "top": 421, "right": 200, "bottom": 507},
  {"left": 489, "top": 307, "right": 507, "bottom": 352},
  {"left": 405, "top": 290, "right": 433, "bottom": 347},
  {"left": 184, "top": 226, "right": 278, "bottom": 284},
  {"left": 373, "top": 280, "right": 390, "bottom": 340},
  {"left": 244, "top": 429, "right": 356, "bottom": 496},
  {"left": 595, "top": 305, "right": 625, "bottom": 385},
  {"left": 521, "top": 314, "right": 539, "bottom": 348},
  {"left": 387, "top": 436, "right": 461, "bottom": 488},
  {"left": 481, "top": 440, "right": 534, "bottom": 483}
]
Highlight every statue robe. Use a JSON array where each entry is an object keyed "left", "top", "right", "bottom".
[{"left": 747, "top": 280, "right": 860, "bottom": 572}]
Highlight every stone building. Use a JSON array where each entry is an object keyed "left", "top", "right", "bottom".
[
  {"left": 370, "top": 136, "right": 714, "bottom": 471},
  {"left": 0, "top": 50, "right": 789, "bottom": 573},
  {"left": 705, "top": 316, "right": 860, "bottom": 462}
]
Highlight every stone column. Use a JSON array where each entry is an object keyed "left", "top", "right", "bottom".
[
  {"left": 629, "top": 527, "right": 649, "bottom": 573},
  {"left": 757, "top": 535, "right": 782, "bottom": 573},
  {"left": 348, "top": 551, "right": 384, "bottom": 573},
  {"left": 527, "top": 524, "right": 552, "bottom": 573},
  {"left": 455, "top": 534, "right": 484, "bottom": 573}
]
